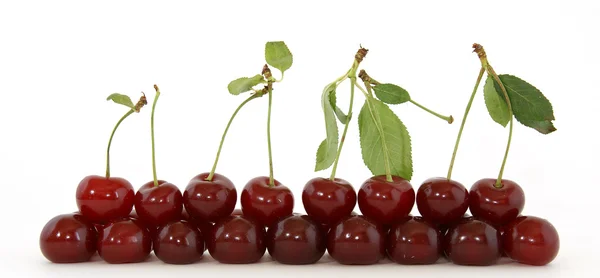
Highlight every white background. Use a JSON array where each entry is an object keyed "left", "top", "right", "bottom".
[{"left": 0, "top": 0, "right": 598, "bottom": 277}]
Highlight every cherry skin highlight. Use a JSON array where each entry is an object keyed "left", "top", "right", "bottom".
[
  {"left": 417, "top": 177, "right": 469, "bottom": 225},
  {"left": 208, "top": 215, "right": 266, "bottom": 264},
  {"left": 97, "top": 219, "right": 152, "bottom": 264},
  {"left": 443, "top": 219, "right": 501, "bottom": 266},
  {"left": 327, "top": 215, "right": 385, "bottom": 265},
  {"left": 469, "top": 178, "right": 525, "bottom": 226},
  {"left": 387, "top": 216, "right": 440, "bottom": 264},
  {"left": 241, "top": 176, "right": 294, "bottom": 227},
  {"left": 134, "top": 180, "right": 183, "bottom": 229},
  {"left": 40, "top": 213, "right": 97, "bottom": 263},
  {"left": 183, "top": 172, "right": 237, "bottom": 223},
  {"left": 76, "top": 175, "right": 135, "bottom": 223},
  {"left": 503, "top": 216, "right": 559, "bottom": 266},
  {"left": 154, "top": 220, "right": 204, "bottom": 264},
  {"left": 267, "top": 215, "right": 326, "bottom": 264},
  {"left": 302, "top": 177, "right": 356, "bottom": 228},
  {"left": 358, "top": 175, "right": 415, "bottom": 226}
]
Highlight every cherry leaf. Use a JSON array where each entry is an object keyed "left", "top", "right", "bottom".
[
  {"left": 227, "top": 75, "right": 265, "bottom": 95},
  {"left": 265, "top": 41, "right": 293, "bottom": 73},
  {"left": 106, "top": 93, "right": 135, "bottom": 109},
  {"left": 373, "top": 83, "right": 411, "bottom": 104},
  {"left": 315, "top": 83, "right": 339, "bottom": 171},
  {"left": 483, "top": 75, "right": 510, "bottom": 127}
]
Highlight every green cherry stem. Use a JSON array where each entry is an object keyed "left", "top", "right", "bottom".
[
  {"left": 105, "top": 110, "right": 134, "bottom": 178},
  {"left": 409, "top": 99, "right": 454, "bottom": 124},
  {"left": 266, "top": 82, "right": 275, "bottom": 186},
  {"left": 150, "top": 85, "right": 161, "bottom": 187},
  {"left": 329, "top": 68, "right": 357, "bottom": 181}
]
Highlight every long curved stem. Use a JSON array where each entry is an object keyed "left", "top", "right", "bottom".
[
  {"left": 150, "top": 87, "right": 160, "bottom": 187},
  {"left": 330, "top": 77, "right": 355, "bottom": 181},
  {"left": 409, "top": 99, "right": 454, "bottom": 124},
  {"left": 106, "top": 109, "right": 134, "bottom": 178},
  {"left": 488, "top": 67, "right": 514, "bottom": 188},
  {"left": 266, "top": 85, "right": 275, "bottom": 186}
]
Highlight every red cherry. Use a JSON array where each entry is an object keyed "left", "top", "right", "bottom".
[
  {"left": 417, "top": 177, "right": 469, "bottom": 225},
  {"left": 183, "top": 172, "right": 237, "bottom": 223},
  {"left": 208, "top": 215, "right": 266, "bottom": 264},
  {"left": 358, "top": 175, "right": 415, "bottom": 226},
  {"left": 267, "top": 215, "right": 326, "bottom": 264},
  {"left": 134, "top": 180, "right": 183, "bottom": 229},
  {"left": 97, "top": 219, "right": 152, "bottom": 264},
  {"left": 327, "top": 215, "right": 385, "bottom": 265},
  {"left": 39, "top": 213, "right": 97, "bottom": 263},
  {"left": 154, "top": 221, "right": 204, "bottom": 264},
  {"left": 302, "top": 177, "right": 356, "bottom": 228},
  {"left": 469, "top": 178, "right": 525, "bottom": 226},
  {"left": 443, "top": 219, "right": 501, "bottom": 266},
  {"left": 503, "top": 216, "right": 559, "bottom": 266},
  {"left": 241, "top": 176, "right": 294, "bottom": 227},
  {"left": 387, "top": 216, "right": 440, "bottom": 264},
  {"left": 76, "top": 175, "right": 135, "bottom": 223}
]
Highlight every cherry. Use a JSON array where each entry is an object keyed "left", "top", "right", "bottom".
[
  {"left": 183, "top": 172, "right": 237, "bottom": 223},
  {"left": 267, "top": 215, "right": 325, "bottom": 265},
  {"left": 39, "top": 213, "right": 97, "bottom": 263},
  {"left": 443, "top": 219, "right": 501, "bottom": 266},
  {"left": 302, "top": 177, "right": 356, "bottom": 229},
  {"left": 97, "top": 218, "right": 152, "bottom": 264},
  {"left": 76, "top": 175, "right": 135, "bottom": 223},
  {"left": 208, "top": 215, "right": 266, "bottom": 264},
  {"left": 503, "top": 216, "right": 559, "bottom": 266},
  {"left": 358, "top": 175, "right": 415, "bottom": 226},
  {"left": 387, "top": 216, "right": 440, "bottom": 264},
  {"left": 416, "top": 177, "right": 469, "bottom": 225},
  {"left": 134, "top": 180, "right": 183, "bottom": 229},
  {"left": 241, "top": 176, "right": 294, "bottom": 227},
  {"left": 154, "top": 220, "right": 204, "bottom": 264},
  {"left": 327, "top": 215, "right": 385, "bottom": 265},
  {"left": 469, "top": 178, "right": 525, "bottom": 226}
]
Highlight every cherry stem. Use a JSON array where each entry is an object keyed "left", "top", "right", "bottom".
[
  {"left": 447, "top": 67, "right": 485, "bottom": 180},
  {"left": 329, "top": 69, "right": 356, "bottom": 181},
  {"left": 150, "top": 85, "right": 160, "bottom": 187},
  {"left": 105, "top": 109, "right": 134, "bottom": 178},
  {"left": 409, "top": 99, "right": 454, "bottom": 124},
  {"left": 266, "top": 82, "right": 275, "bottom": 186}
]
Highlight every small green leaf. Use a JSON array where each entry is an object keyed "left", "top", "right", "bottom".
[
  {"left": 483, "top": 75, "right": 510, "bottom": 127},
  {"left": 358, "top": 98, "right": 413, "bottom": 180},
  {"left": 227, "top": 75, "right": 265, "bottom": 95},
  {"left": 328, "top": 88, "right": 349, "bottom": 124},
  {"left": 265, "top": 41, "right": 293, "bottom": 73},
  {"left": 106, "top": 93, "right": 135, "bottom": 109},
  {"left": 315, "top": 83, "right": 339, "bottom": 171},
  {"left": 373, "top": 83, "right": 411, "bottom": 104}
]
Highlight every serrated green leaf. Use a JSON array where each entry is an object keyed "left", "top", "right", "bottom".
[
  {"left": 106, "top": 93, "right": 135, "bottom": 109},
  {"left": 494, "top": 74, "right": 556, "bottom": 134},
  {"left": 373, "top": 83, "right": 411, "bottom": 104},
  {"left": 315, "top": 83, "right": 339, "bottom": 171},
  {"left": 358, "top": 98, "right": 413, "bottom": 180},
  {"left": 483, "top": 75, "right": 510, "bottom": 127},
  {"left": 265, "top": 41, "right": 293, "bottom": 73},
  {"left": 227, "top": 75, "right": 265, "bottom": 95},
  {"left": 328, "top": 87, "right": 349, "bottom": 124}
]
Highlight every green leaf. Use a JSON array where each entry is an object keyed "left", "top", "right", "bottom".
[
  {"left": 315, "top": 83, "right": 339, "bottom": 171},
  {"left": 265, "top": 41, "right": 293, "bottom": 73},
  {"left": 328, "top": 87, "right": 349, "bottom": 124},
  {"left": 106, "top": 93, "right": 134, "bottom": 109},
  {"left": 227, "top": 74, "right": 265, "bottom": 95},
  {"left": 483, "top": 75, "right": 510, "bottom": 127},
  {"left": 373, "top": 83, "right": 411, "bottom": 104},
  {"left": 494, "top": 74, "right": 556, "bottom": 134},
  {"left": 358, "top": 98, "right": 413, "bottom": 180}
]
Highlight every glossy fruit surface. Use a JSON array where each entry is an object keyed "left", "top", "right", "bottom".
[
  {"left": 97, "top": 219, "right": 152, "bottom": 264},
  {"left": 241, "top": 176, "right": 294, "bottom": 227},
  {"left": 154, "top": 221, "right": 204, "bottom": 264},
  {"left": 267, "top": 215, "right": 325, "bottom": 264},
  {"left": 327, "top": 215, "right": 385, "bottom": 265},
  {"left": 469, "top": 178, "right": 525, "bottom": 226},
  {"left": 387, "top": 216, "right": 440, "bottom": 264},
  {"left": 40, "top": 214, "right": 97, "bottom": 263},
  {"left": 134, "top": 180, "right": 183, "bottom": 228},
  {"left": 76, "top": 175, "right": 135, "bottom": 223},
  {"left": 358, "top": 175, "right": 415, "bottom": 226},
  {"left": 503, "top": 216, "right": 559, "bottom": 266},
  {"left": 444, "top": 219, "right": 501, "bottom": 266},
  {"left": 208, "top": 216, "right": 266, "bottom": 264},
  {"left": 183, "top": 172, "right": 236, "bottom": 223},
  {"left": 302, "top": 177, "right": 356, "bottom": 228},
  {"left": 417, "top": 177, "right": 469, "bottom": 225}
]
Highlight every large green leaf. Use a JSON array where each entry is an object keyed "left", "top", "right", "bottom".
[
  {"left": 315, "top": 83, "right": 339, "bottom": 171},
  {"left": 483, "top": 75, "right": 510, "bottom": 127},
  {"left": 373, "top": 83, "right": 411, "bottom": 104},
  {"left": 106, "top": 93, "right": 134, "bottom": 109},
  {"left": 265, "top": 41, "right": 293, "bottom": 73},
  {"left": 227, "top": 75, "right": 265, "bottom": 95},
  {"left": 328, "top": 87, "right": 349, "bottom": 124}
]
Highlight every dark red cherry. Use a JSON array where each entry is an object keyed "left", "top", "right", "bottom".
[
  {"left": 387, "top": 217, "right": 440, "bottom": 264},
  {"left": 208, "top": 215, "right": 266, "bottom": 264},
  {"left": 327, "top": 215, "right": 385, "bottom": 265},
  {"left": 134, "top": 180, "right": 183, "bottom": 229},
  {"left": 183, "top": 172, "right": 236, "bottom": 223},
  {"left": 358, "top": 175, "right": 415, "bottom": 226},
  {"left": 503, "top": 216, "right": 559, "bottom": 266},
  {"left": 241, "top": 176, "right": 294, "bottom": 227},
  {"left": 267, "top": 215, "right": 325, "bottom": 264},
  {"left": 154, "top": 221, "right": 204, "bottom": 264},
  {"left": 444, "top": 219, "right": 501, "bottom": 266},
  {"left": 40, "top": 213, "right": 97, "bottom": 263},
  {"left": 76, "top": 175, "right": 135, "bottom": 223},
  {"left": 469, "top": 178, "right": 525, "bottom": 226},
  {"left": 302, "top": 177, "right": 356, "bottom": 228},
  {"left": 97, "top": 219, "right": 152, "bottom": 264},
  {"left": 417, "top": 177, "right": 469, "bottom": 225}
]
